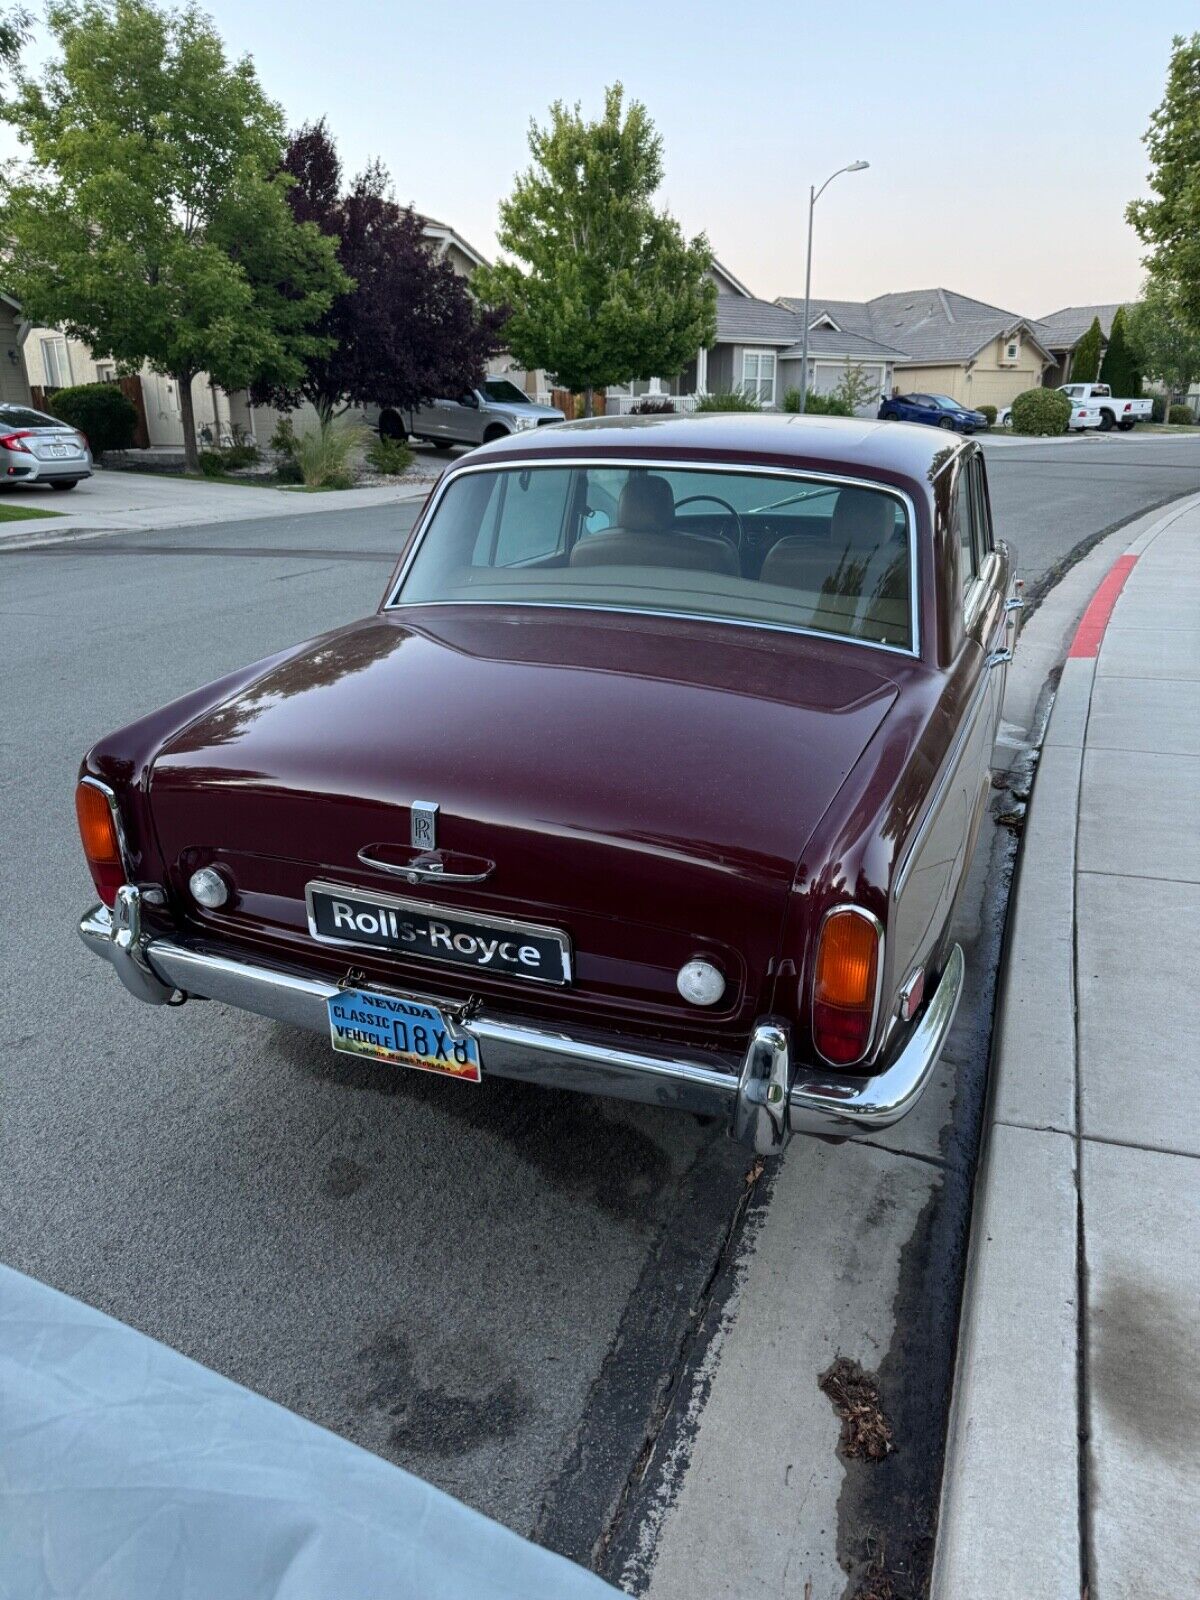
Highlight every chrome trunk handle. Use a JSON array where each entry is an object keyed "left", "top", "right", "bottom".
[{"left": 356, "top": 845, "right": 494, "bottom": 885}]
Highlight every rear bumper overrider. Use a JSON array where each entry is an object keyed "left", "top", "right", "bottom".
[{"left": 80, "top": 887, "right": 963, "bottom": 1155}]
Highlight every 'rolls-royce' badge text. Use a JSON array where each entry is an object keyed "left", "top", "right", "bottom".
[
  {"left": 305, "top": 882, "right": 572, "bottom": 985},
  {"left": 410, "top": 800, "right": 438, "bottom": 851}
]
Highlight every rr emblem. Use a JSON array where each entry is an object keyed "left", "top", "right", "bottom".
[{"left": 410, "top": 800, "right": 439, "bottom": 851}]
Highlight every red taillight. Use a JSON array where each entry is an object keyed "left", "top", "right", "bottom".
[
  {"left": 75, "top": 779, "right": 126, "bottom": 907},
  {"left": 0, "top": 430, "right": 33, "bottom": 453},
  {"left": 812, "top": 907, "right": 882, "bottom": 1066}
]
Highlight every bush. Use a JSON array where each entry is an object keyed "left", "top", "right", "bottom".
[
  {"left": 275, "top": 455, "right": 304, "bottom": 484},
  {"left": 630, "top": 396, "right": 675, "bottom": 414},
  {"left": 782, "top": 387, "right": 853, "bottom": 416},
  {"left": 197, "top": 449, "right": 225, "bottom": 478},
  {"left": 1150, "top": 394, "right": 1167, "bottom": 423},
  {"left": 694, "top": 388, "right": 761, "bottom": 412},
  {"left": 1010, "top": 387, "right": 1072, "bottom": 436},
  {"left": 978, "top": 404, "right": 997, "bottom": 426},
  {"left": 294, "top": 416, "right": 366, "bottom": 488},
  {"left": 365, "top": 433, "right": 414, "bottom": 475},
  {"left": 48, "top": 382, "right": 137, "bottom": 456},
  {"left": 220, "top": 440, "right": 260, "bottom": 469},
  {"left": 269, "top": 416, "right": 299, "bottom": 460},
  {"left": 1168, "top": 403, "right": 1195, "bottom": 425}
]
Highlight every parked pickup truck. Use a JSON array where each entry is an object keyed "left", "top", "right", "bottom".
[
  {"left": 1057, "top": 383, "right": 1151, "bottom": 432},
  {"left": 367, "top": 380, "right": 565, "bottom": 451}
]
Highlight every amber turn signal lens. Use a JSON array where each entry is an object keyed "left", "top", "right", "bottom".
[
  {"left": 815, "top": 910, "right": 878, "bottom": 1009},
  {"left": 76, "top": 780, "right": 125, "bottom": 907}
]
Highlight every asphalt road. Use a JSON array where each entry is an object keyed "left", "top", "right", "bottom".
[{"left": 2, "top": 429, "right": 1197, "bottom": 1575}]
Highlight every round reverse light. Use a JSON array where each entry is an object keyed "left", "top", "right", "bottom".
[
  {"left": 189, "top": 867, "right": 229, "bottom": 909},
  {"left": 676, "top": 958, "right": 725, "bottom": 1007}
]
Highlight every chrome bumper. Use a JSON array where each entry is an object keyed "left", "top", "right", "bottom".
[{"left": 80, "top": 888, "right": 963, "bottom": 1156}]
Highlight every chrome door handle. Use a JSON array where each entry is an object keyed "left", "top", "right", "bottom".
[
  {"left": 1004, "top": 596, "right": 1025, "bottom": 613},
  {"left": 356, "top": 846, "right": 494, "bottom": 885},
  {"left": 986, "top": 647, "right": 1012, "bottom": 668}
]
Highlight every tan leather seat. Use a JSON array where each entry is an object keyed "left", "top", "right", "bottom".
[{"left": 570, "top": 473, "right": 739, "bottom": 577}]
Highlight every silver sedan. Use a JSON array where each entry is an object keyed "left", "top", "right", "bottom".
[{"left": 0, "top": 402, "right": 93, "bottom": 490}]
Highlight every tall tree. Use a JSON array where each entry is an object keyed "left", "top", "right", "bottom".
[
  {"left": 1127, "top": 33, "right": 1200, "bottom": 333},
  {"left": 0, "top": 0, "right": 346, "bottom": 470},
  {"left": 1126, "top": 284, "right": 1200, "bottom": 397},
  {"left": 1099, "top": 306, "right": 1140, "bottom": 395},
  {"left": 1071, "top": 316, "right": 1104, "bottom": 383},
  {"left": 474, "top": 83, "right": 717, "bottom": 414},
  {"left": 0, "top": 5, "right": 29, "bottom": 77},
  {"left": 257, "top": 121, "right": 504, "bottom": 423}
]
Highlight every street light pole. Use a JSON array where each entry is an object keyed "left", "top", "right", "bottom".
[{"left": 797, "top": 160, "right": 869, "bottom": 416}]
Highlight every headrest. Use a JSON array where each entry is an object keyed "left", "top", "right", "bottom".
[
  {"left": 831, "top": 488, "right": 894, "bottom": 549},
  {"left": 617, "top": 474, "right": 674, "bottom": 533}
]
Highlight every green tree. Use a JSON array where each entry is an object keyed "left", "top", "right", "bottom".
[
  {"left": 474, "top": 84, "right": 717, "bottom": 415},
  {"left": 1071, "top": 316, "right": 1104, "bottom": 383},
  {"left": 1, "top": 0, "right": 347, "bottom": 470},
  {"left": 1127, "top": 33, "right": 1200, "bottom": 333},
  {"left": 1126, "top": 284, "right": 1200, "bottom": 397},
  {"left": 0, "top": 5, "right": 29, "bottom": 76},
  {"left": 1099, "top": 306, "right": 1140, "bottom": 395}
]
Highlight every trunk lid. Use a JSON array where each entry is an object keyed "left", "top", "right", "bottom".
[{"left": 149, "top": 609, "right": 898, "bottom": 1039}]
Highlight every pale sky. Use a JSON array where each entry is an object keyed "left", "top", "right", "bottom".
[{"left": 7, "top": 0, "right": 1194, "bottom": 316}]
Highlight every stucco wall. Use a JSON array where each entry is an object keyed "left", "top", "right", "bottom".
[
  {"left": 0, "top": 308, "right": 32, "bottom": 406},
  {"left": 895, "top": 335, "right": 1047, "bottom": 410}
]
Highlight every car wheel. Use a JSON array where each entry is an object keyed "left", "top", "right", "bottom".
[
  {"left": 939, "top": 417, "right": 955, "bottom": 430},
  {"left": 482, "top": 425, "right": 509, "bottom": 444},
  {"left": 50, "top": 479, "right": 78, "bottom": 491},
  {"left": 378, "top": 409, "right": 407, "bottom": 442},
  {"left": 432, "top": 440, "right": 453, "bottom": 451},
  {"left": 1099, "top": 410, "right": 1115, "bottom": 432}
]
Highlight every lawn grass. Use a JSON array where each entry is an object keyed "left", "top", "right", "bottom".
[{"left": 0, "top": 502, "right": 64, "bottom": 522}]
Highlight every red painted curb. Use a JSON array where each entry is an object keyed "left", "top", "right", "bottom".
[{"left": 1068, "top": 553, "right": 1138, "bottom": 658}]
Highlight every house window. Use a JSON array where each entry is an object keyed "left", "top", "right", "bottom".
[
  {"left": 95, "top": 363, "right": 116, "bottom": 384},
  {"left": 742, "top": 350, "right": 776, "bottom": 406},
  {"left": 1004, "top": 337, "right": 1020, "bottom": 362},
  {"left": 40, "top": 336, "right": 72, "bottom": 389}
]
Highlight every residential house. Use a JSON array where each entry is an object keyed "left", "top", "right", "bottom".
[
  {"left": 777, "top": 288, "right": 1054, "bottom": 411},
  {"left": 0, "top": 295, "right": 34, "bottom": 408},
  {"left": 604, "top": 262, "right": 908, "bottom": 415},
  {"left": 1031, "top": 304, "right": 1132, "bottom": 387}
]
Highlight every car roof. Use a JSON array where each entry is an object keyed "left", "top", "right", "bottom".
[{"left": 453, "top": 411, "right": 965, "bottom": 487}]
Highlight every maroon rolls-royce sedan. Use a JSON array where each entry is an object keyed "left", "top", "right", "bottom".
[{"left": 76, "top": 415, "right": 1020, "bottom": 1156}]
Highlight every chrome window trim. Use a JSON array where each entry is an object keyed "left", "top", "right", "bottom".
[
  {"left": 384, "top": 456, "right": 922, "bottom": 660},
  {"left": 812, "top": 903, "right": 886, "bottom": 1069},
  {"left": 304, "top": 878, "right": 573, "bottom": 985},
  {"left": 892, "top": 669, "right": 991, "bottom": 901},
  {"left": 79, "top": 774, "right": 132, "bottom": 876}
]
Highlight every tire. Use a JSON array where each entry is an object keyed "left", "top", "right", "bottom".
[
  {"left": 50, "top": 479, "right": 79, "bottom": 491},
  {"left": 378, "top": 409, "right": 407, "bottom": 442},
  {"left": 1117, "top": 418, "right": 1135, "bottom": 432},
  {"left": 1099, "top": 410, "right": 1115, "bottom": 432},
  {"left": 482, "top": 425, "right": 509, "bottom": 444},
  {"left": 939, "top": 416, "right": 955, "bottom": 430},
  {"left": 432, "top": 439, "right": 453, "bottom": 451}
]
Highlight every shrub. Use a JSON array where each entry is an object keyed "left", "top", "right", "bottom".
[
  {"left": 197, "top": 449, "right": 224, "bottom": 478},
  {"left": 805, "top": 390, "right": 854, "bottom": 416},
  {"left": 1150, "top": 393, "right": 1167, "bottom": 423},
  {"left": 220, "top": 440, "right": 260, "bottom": 470},
  {"left": 978, "top": 404, "right": 997, "bottom": 426},
  {"left": 630, "top": 396, "right": 675, "bottom": 414},
  {"left": 294, "top": 416, "right": 366, "bottom": 488},
  {"left": 269, "top": 416, "right": 299, "bottom": 460},
  {"left": 365, "top": 433, "right": 414, "bottom": 475},
  {"left": 48, "top": 382, "right": 137, "bottom": 456},
  {"left": 1168, "top": 403, "right": 1195, "bottom": 425},
  {"left": 1010, "top": 387, "right": 1072, "bottom": 436},
  {"left": 275, "top": 455, "right": 304, "bottom": 484},
  {"left": 695, "top": 388, "right": 761, "bottom": 412}
]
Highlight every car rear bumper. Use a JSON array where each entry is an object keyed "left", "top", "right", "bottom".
[{"left": 80, "top": 888, "right": 963, "bottom": 1155}]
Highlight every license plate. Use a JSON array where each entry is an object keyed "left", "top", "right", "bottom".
[
  {"left": 45, "top": 444, "right": 73, "bottom": 458},
  {"left": 327, "top": 988, "right": 481, "bottom": 1082},
  {"left": 306, "top": 881, "right": 572, "bottom": 985}
]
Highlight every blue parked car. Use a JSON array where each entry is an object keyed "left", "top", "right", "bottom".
[{"left": 878, "top": 392, "right": 989, "bottom": 432}]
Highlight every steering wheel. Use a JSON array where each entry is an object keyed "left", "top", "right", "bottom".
[{"left": 672, "top": 492, "right": 745, "bottom": 555}]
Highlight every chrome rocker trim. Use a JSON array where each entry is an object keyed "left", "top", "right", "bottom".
[{"left": 79, "top": 889, "right": 964, "bottom": 1156}]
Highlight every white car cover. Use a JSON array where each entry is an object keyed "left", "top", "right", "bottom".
[{"left": 0, "top": 1265, "right": 623, "bottom": 1600}]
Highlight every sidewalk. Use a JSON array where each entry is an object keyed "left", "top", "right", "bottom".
[
  {"left": 933, "top": 495, "right": 1200, "bottom": 1598},
  {"left": 0, "top": 462, "right": 438, "bottom": 547}
]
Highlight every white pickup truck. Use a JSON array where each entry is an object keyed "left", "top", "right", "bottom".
[{"left": 999, "top": 383, "right": 1151, "bottom": 433}]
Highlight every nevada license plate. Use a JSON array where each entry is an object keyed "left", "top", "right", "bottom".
[{"left": 326, "top": 989, "right": 481, "bottom": 1082}]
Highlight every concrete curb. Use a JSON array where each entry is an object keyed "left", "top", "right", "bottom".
[{"left": 930, "top": 492, "right": 1200, "bottom": 1600}]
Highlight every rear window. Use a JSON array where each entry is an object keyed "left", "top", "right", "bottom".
[
  {"left": 389, "top": 463, "right": 915, "bottom": 651},
  {"left": 0, "top": 405, "right": 59, "bottom": 428}
]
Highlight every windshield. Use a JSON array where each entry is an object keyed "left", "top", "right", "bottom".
[
  {"left": 483, "top": 379, "right": 530, "bottom": 404},
  {"left": 390, "top": 463, "right": 914, "bottom": 651}
]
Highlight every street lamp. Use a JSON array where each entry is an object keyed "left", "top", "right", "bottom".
[{"left": 796, "top": 160, "right": 869, "bottom": 416}]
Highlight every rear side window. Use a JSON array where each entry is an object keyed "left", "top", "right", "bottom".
[{"left": 955, "top": 469, "right": 978, "bottom": 595}]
